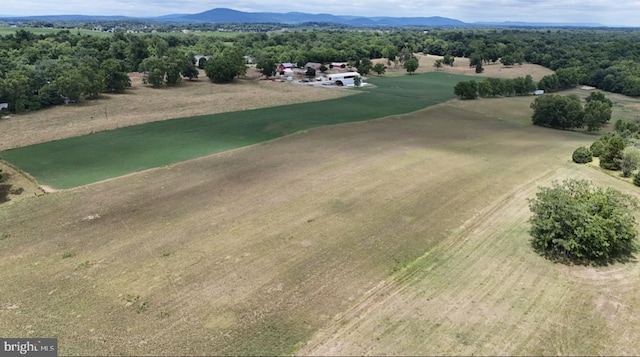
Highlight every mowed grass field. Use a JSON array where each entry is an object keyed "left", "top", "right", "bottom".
[
  {"left": 0, "top": 72, "right": 466, "bottom": 189},
  {"left": 2, "top": 88, "right": 640, "bottom": 355}
]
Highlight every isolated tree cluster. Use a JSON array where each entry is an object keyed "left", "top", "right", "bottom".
[
  {"left": 529, "top": 179, "right": 638, "bottom": 266},
  {"left": 403, "top": 58, "right": 419, "bottom": 74},
  {"left": 530, "top": 92, "right": 612, "bottom": 131},
  {"left": 587, "top": 128, "right": 640, "bottom": 182}
]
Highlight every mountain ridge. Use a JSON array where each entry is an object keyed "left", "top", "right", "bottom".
[{"left": 0, "top": 7, "right": 605, "bottom": 27}]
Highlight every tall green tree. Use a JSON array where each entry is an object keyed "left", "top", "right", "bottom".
[
  {"left": 585, "top": 91, "right": 613, "bottom": 108},
  {"left": 54, "top": 69, "right": 89, "bottom": 102},
  {"left": 584, "top": 100, "right": 612, "bottom": 132},
  {"left": 621, "top": 146, "right": 640, "bottom": 177},
  {"left": 403, "top": 58, "right": 419, "bottom": 74},
  {"left": 139, "top": 57, "right": 166, "bottom": 87},
  {"left": 100, "top": 59, "right": 131, "bottom": 93},
  {"left": 357, "top": 58, "right": 372, "bottom": 75},
  {"left": 442, "top": 54, "right": 454, "bottom": 66},
  {"left": 256, "top": 57, "right": 277, "bottom": 78},
  {"left": 537, "top": 74, "right": 559, "bottom": 92},
  {"left": 180, "top": 54, "right": 199, "bottom": 80},
  {"left": 453, "top": 80, "right": 478, "bottom": 99},
  {"left": 205, "top": 47, "right": 247, "bottom": 83},
  {"left": 600, "top": 135, "right": 625, "bottom": 170},
  {"left": 0, "top": 70, "right": 32, "bottom": 113},
  {"left": 528, "top": 179, "right": 638, "bottom": 265},
  {"left": 372, "top": 63, "right": 386, "bottom": 76},
  {"left": 530, "top": 94, "right": 584, "bottom": 129}
]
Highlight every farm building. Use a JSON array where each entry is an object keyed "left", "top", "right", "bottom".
[
  {"left": 328, "top": 72, "right": 361, "bottom": 87},
  {"left": 304, "top": 62, "right": 322, "bottom": 70},
  {"left": 278, "top": 62, "right": 295, "bottom": 74}
]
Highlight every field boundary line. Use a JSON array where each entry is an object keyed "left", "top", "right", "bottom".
[
  {"left": 28, "top": 99, "right": 460, "bottom": 193},
  {"left": 0, "top": 158, "right": 47, "bottom": 194}
]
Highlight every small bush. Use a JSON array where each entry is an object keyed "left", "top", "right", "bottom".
[
  {"left": 572, "top": 146, "right": 592, "bottom": 164},
  {"left": 634, "top": 172, "right": 640, "bottom": 187},
  {"left": 590, "top": 139, "right": 606, "bottom": 157}
]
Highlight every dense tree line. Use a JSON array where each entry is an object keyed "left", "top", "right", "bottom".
[
  {"left": 3, "top": 26, "right": 640, "bottom": 114},
  {"left": 454, "top": 76, "right": 536, "bottom": 99}
]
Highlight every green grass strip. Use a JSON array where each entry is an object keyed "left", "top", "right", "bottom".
[{"left": 1, "top": 72, "right": 467, "bottom": 189}]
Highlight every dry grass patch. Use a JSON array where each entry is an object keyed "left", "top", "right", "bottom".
[
  {"left": 0, "top": 70, "right": 352, "bottom": 150},
  {"left": 374, "top": 54, "right": 554, "bottom": 81},
  {"left": 300, "top": 165, "right": 640, "bottom": 356},
  {"left": 1, "top": 96, "right": 609, "bottom": 355},
  {"left": 0, "top": 160, "right": 44, "bottom": 204}
]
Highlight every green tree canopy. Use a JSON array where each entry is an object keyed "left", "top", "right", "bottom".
[
  {"left": 442, "top": 54, "right": 454, "bottom": 66},
  {"left": 256, "top": 57, "right": 277, "bottom": 78},
  {"left": 600, "top": 135, "right": 626, "bottom": 170},
  {"left": 572, "top": 147, "right": 592, "bottom": 164},
  {"left": 356, "top": 58, "right": 372, "bottom": 75},
  {"left": 537, "top": 74, "right": 559, "bottom": 92},
  {"left": 403, "top": 58, "right": 419, "bottom": 74},
  {"left": 530, "top": 94, "right": 584, "bottom": 129},
  {"left": 100, "top": 59, "right": 131, "bottom": 93},
  {"left": 205, "top": 47, "right": 247, "bottom": 83},
  {"left": 453, "top": 80, "right": 478, "bottom": 99},
  {"left": 584, "top": 99, "right": 612, "bottom": 132},
  {"left": 585, "top": 91, "right": 613, "bottom": 108},
  {"left": 372, "top": 63, "right": 386, "bottom": 76},
  {"left": 528, "top": 179, "right": 638, "bottom": 265},
  {"left": 621, "top": 146, "right": 640, "bottom": 177}
]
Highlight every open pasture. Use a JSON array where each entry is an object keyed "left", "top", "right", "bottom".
[
  {"left": 0, "top": 27, "right": 109, "bottom": 36},
  {"left": 374, "top": 54, "right": 554, "bottom": 81},
  {"left": 0, "top": 72, "right": 466, "bottom": 189},
  {"left": 3, "top": 91, "right": 638, "bottom": 355}
]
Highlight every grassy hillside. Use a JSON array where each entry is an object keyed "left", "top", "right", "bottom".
[
  {"left": 4, "top": 95, "right": 634, "bottom": 356},
  {"left": 0, "top": 72, "right": 466, "bottom": 189}
]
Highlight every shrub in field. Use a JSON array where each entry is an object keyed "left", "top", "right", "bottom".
[
  {"left": 634, "top": 172, "right": 640, "bottom": 187},
  {"left": 572, "top": 147, "right": 592, "bottom": 164},
  {"left": 589, "top": 136, "right": 609, "bottom": 157},
  {"left": 621, "top": 146, "right": 640, "bottom": 177},
  {"left": 528, "top": 179, "right": 638, "bottom": 265},
  {"left": 599, "top": 135, "right": 625, "bottom": 170}
]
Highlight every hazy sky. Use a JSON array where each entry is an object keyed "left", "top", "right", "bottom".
[{"left": 2, "top": 0, "right": 639, "bottom": 26}]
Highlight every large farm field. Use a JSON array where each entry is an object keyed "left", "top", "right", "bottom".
[
  {"left": 2, "top": 74, "right": 640, "bottom": 355},
  {"left": 0, "top": 72, "right": 465, "bottom": 189}
]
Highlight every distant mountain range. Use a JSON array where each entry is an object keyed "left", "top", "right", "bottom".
[{"left": 0, "top": 8, "right": 605, "bottom": 28}]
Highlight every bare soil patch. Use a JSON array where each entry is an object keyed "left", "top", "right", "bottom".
[{"left": 0, "top": 69, "right": 352, "bottom": 151}]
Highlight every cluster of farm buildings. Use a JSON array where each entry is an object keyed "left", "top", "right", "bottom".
[{"left": 193, "top": 55, "right": 363, "bottom": 86}]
